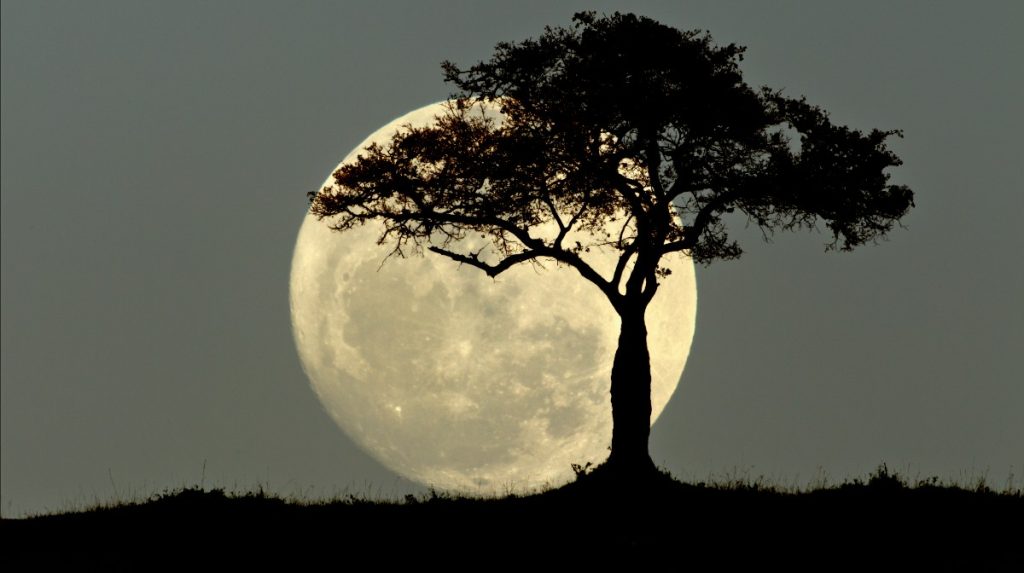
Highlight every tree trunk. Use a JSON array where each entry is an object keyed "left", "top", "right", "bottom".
[{"left": 605, "top": 306, "right": 657, "bottom": 477}]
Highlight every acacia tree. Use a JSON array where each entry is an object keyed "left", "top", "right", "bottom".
[{"left": 309, "top": 12, "right": 913, "bottom": 479}]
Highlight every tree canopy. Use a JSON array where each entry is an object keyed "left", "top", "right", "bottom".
[{"left": 311, "top": 12, "right": 913, "bottom": 315}]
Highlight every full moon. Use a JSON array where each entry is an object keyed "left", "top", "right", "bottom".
[{"left": 290, "top": 102, "right": 698, "bottom": 494}]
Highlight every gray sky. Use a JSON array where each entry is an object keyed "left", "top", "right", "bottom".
[{"left": 3, "top": 0, "right": 1021, "bottom": 516}]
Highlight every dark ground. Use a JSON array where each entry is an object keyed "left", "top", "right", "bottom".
[{"left": 4, "top": 467, "right": 1021, "bottom": 568}]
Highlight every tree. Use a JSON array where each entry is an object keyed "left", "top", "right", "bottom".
[{"left": 308, "top": 12, "right": 914, "bottom": 481}]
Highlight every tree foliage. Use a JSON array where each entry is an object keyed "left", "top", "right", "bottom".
[{"left": 310, "top": 12, "right": 913, "bottom": 315}]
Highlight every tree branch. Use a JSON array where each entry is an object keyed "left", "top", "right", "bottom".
[
  {"left": 612, "top": 174, "right": 647, "bottom": 219},
  {"left": 644, "top": 130, "right": 666, "bottom": 202},
  {"left": 428, "top": 246, "right": 541, "bottom": 278},
  {"left": 640, "top": 263, "right": 659, "bottom": 304},
  {"left": 660, "top": 189, "right": 743, "bottom": 254},
  {"left": 542, "top": 196, "right": 566, "bottom": 232},
  {"left": 611, "top": 242, "right": 638, "bottom": 294}
]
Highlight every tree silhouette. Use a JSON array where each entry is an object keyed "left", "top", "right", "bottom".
[{"left": 309, "top": 12, "right": 914, "bottom": 481}]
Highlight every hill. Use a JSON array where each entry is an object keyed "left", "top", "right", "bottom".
[{"left": 4, "top": 467, "right": 1020, "bottom": 567}]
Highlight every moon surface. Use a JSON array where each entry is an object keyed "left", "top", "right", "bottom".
[{"left": 290, "top": 102, "right": 698, "bottom": 494}]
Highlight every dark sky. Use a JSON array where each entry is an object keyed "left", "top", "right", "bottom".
[{"left": 3, "top": 1, "right": 1021, "bottom": 516}]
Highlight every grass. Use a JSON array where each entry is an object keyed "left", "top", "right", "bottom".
[{"left": 4, "top": 465, "right": 1021, "bottom": 567}]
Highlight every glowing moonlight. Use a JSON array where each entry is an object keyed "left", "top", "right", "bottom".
[{"left": 290, "top": 102, "right": 697, "bottom": 494}]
